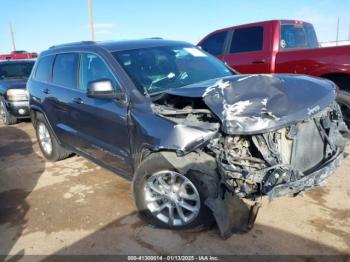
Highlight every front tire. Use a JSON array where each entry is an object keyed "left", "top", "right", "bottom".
[
  {"left": 35, "top": 114, "right": 71, "bottom": 161},
  {"left": 132, "top": 153, "right": 214, "bottom": 230},
  {"left": 0, "top": 98, "right": 17, "bottom": 125}
]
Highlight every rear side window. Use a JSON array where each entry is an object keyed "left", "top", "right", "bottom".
[
  {"left": 200, "top": 31, "right": 227, "bottom": 55},
  {"left": 229, "top": 27, "right": 263, "bottom": 53},
  {"left": 52, "top": 53, "right": 79, "bottom": 88},
  {"left": 35, "top": 55, "right": 54, "bottom": 82},
  {"left": 280, "top": 24, "right": 318, "bottom": 49}
]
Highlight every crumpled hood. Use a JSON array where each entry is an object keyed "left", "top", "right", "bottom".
[
  {"left": 165, "top": 74, "right": 337, "bottom": 134},
  {"left": 0, "top": 78, "right": 27, "bottom": 89}
]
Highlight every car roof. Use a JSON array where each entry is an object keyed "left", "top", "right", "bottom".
[
  {"left": 0, "top": 59, "right": 36, "bottom": 64},
  {"left": 199, "top": 20, "right": 313, "bottom": 40},
  {"left": 46, "top": 39, "right": 192, "bottom": 54}
]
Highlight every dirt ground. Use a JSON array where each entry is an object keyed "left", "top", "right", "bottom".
[{"left": 0, "top": 121, "right": 349, "bottom": 256}]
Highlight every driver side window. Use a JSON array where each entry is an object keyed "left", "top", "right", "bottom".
[{"left": 79, "top": 53, "right": 120, "bottom": 91}]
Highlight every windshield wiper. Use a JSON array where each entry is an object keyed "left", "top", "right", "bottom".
[{"left": 149, "top": 72, "right": 175, "bottom": 91}]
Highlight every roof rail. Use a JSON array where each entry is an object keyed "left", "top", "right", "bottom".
[{"left": 49, "top": 41, "right": 96, "bottom": 49}]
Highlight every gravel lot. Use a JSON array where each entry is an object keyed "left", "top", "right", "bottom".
[{"left": 0, "top": 121, "right": 349, "bottom": 256}]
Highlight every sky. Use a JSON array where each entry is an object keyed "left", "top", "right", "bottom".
[{"left": 0, "top": 0, "right": 350, "bottom": 53}]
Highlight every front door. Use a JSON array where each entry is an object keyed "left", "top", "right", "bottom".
[{"left": 67, "top": 53, "right": 132, "bottom": 175}]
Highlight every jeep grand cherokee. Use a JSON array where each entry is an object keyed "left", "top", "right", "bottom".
[{"left": 27, "top": 39, "right": 347, "bottom": 237}]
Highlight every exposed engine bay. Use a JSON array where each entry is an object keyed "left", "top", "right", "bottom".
[
  {"left": 152, "top": 92, "right": 346, "bottom": 200},
  {"left": 209, "top": 102, "right": 346, "bottom": 200},
  {"left": 150, "top": 75, "right": 348, "bottom": 238}
]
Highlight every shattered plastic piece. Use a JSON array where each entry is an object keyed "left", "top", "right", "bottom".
[
  {"left": 266, "top": 152, "right": 343, "bottom": 200},
  {"left": 205, "top": 191, "right": 253, "bottom": 239}
]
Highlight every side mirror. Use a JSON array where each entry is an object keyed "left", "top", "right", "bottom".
[{"left": 87, "top": 79, "right": 125, "bottom": 100}]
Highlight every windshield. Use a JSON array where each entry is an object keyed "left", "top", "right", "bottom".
[
  {"left": 0, "top": 62, "right": 34, "bottom": 79},
  {"left": 280, "top": 23, "right": 319, "bottom": 49},
  {"left": 112, "top": 45, "right": 234, "bottom": 94}
]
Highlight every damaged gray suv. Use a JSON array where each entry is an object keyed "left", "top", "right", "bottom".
[{"left": 28, "top": 39, "right": 348, "bottom": 237}]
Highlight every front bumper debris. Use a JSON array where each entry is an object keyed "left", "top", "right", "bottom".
[
  {"left": 205, "top": 190, "right": 261, "bottom": 239},
  {"left": 205, "top": 150, "right": 344, "bottom": 239},
  {"left": 266, "top": 151, "right": 344, "bottom": 200}
]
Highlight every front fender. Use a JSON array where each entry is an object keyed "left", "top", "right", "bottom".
[{"left": 129, "top": 109, "right": 219, "bottom": 168}]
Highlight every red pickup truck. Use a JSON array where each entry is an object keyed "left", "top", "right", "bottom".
[
  {"left": 0, "top": 50, "right": 38, "bottom": 60},
  {"left": 198, "top": 20, "right": 350, "bottom": 123}
]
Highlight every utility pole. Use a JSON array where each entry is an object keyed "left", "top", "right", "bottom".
[
  {"left": 88, "top": 0, "right": 95, "bottom": 41},
  {"left": 9, "top": 21, "right": 16, "bottom": 51},
  {"left": 336, "top": 17, "right": 340, "bottom": 46}
]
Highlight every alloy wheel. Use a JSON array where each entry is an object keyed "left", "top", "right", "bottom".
[
  {"left": 38, "top": 123, "right": 53, "bottom": 155},
  {"left": 144, "top": 170, "right": 200, "bottom": 226}
]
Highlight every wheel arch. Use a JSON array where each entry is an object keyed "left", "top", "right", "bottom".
[
  {"left": 29, "top": 105, "right": 46, "bottom": 126},
  {"left": 30, "top": 107, "right": 64, "bottom": 147},
  {"left": 320, "top": 73, "right": 350, "bottom": 92}
]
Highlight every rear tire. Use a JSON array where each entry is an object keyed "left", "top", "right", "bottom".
[
  {"left": 0, "top": 98, "right": 17, "bottom": 125},
  {"left": 132, "top": 153, "right": 215, "bottom": 230},
  {"left": 35, "top": 114, "right": 71, "bottom": 161}
]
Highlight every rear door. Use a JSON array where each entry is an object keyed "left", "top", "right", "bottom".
[
  {"left": 45, "top": 53, "right": 80, "bottom": 144},
  {"left": 223, "top": 26, "right": 271, "bottom": 73},
  {"left": 67, "top": 52, "right": 132, "bottom": 175}
]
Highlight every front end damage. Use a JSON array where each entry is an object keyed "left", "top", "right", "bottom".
[
  {"left": 208, "top": 102, "right": 346, "bottom": 200},
  {"left": 150, "top": 74, "right": 348, "bottom": 238}
]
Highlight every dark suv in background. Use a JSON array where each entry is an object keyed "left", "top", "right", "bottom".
[
  {"left": 27, "top": 39, "right": 347, "bottom": 236},
  {"left": 0, "top": 59, "right": 35, "bottom": 125}
]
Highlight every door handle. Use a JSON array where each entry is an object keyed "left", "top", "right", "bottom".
[
  {"left": 72, "top": 97, "right": 84, "bottom": 104},
  {"left": 42, "top": 88, "right": 50, "bottom": 94},
  {"left": 251, "top": 60, "right": 266, "bottom": 64}
]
